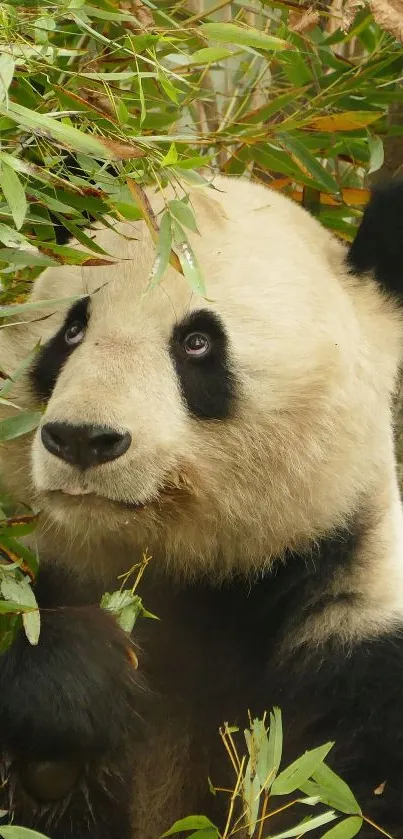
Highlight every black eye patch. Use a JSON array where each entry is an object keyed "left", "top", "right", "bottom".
[
  {"left": 170, "top": 309, "right": 236, "bottom": 420},
  {"left": 30, "top": 297, "right": 90, "bottom": 402}
]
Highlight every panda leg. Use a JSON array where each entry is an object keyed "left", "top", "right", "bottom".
[{"left": 0, "top": 563, "right": 146, "bottom": 838}]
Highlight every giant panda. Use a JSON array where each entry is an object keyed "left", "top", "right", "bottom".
[{"left": 0, "top": 174, "right": 403, "bottom": 839}]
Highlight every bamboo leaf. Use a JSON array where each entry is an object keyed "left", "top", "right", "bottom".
[
  {"left": 321, "top": 818, "right": 363, "bottom": 838},
  {"left": 190, "top": 47, "right": 233, "bottom": 64},
  {"left": 0, "top": 411, "right": 41, "bottom": 441},
  {"left": 200, "top": 22, "right": 289, "bottom": 52},
  {"left": 0, "top": 296, "right": 84, "bottom": 318},
  {"left": 168, "top": 199, "right": 199, "bottom": 233},
  {"left": 1, "top": 576, "right": 40, "bottom": 645},
  {"left": 307, "top": 111, "right": 383, "bottom": 132},
  {"left": 0, "top": 248, "right": 57, "bottom": 268},
  {"left": 271, "top": 742, "right": 334, "bottom": 795},
  {"left": 149, "top": 211, "right": 172, "bottom": 287},
  {"left": 0, "top": 162, "right": 27, "bottom": 230},
  {"left": 161, "top": 816, "right": 218, "bottom": 836},
  {"left": 277, "top": 134, "right": 339, "bottom": 193},
  {"left": 172, "top": 221, "right": 205, "bottom": 294},
  {"left": 265, "top": 707, "right": 283, "bottom": 788},
  {"left": 0, "top": 827, "right": 51, "bottom": 838},
  {"left": 269, "top": 811, "right": 337, "bottom": 838},
  {"left": 0, "top": 55, "right": 15, "bottom": 102},
  {"left": 300, "top": 762, "right": 361, "bottom": 815},
  {"left": 0, "top": 102, "right": 144, "bottom": 160},
  {"left": 368, "top": 135, "right": 384, "bottom": 174},
  {"left": 0, "top": 600, "right": 28, "bottom": 614}
]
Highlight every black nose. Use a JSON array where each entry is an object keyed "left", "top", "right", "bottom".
[{"left": 41, "top": 422, "right": 132, "bottom": 469}]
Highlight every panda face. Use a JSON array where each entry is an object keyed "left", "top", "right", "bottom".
[{"left": 2, "top": 176, "right": 401, "bottom": 577}]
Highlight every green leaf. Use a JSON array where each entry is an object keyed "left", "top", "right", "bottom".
[
  {"left": 162, "top": 143, "right": 178, "bottom": 167},
  {"left": 0, "top": 248, "right": 57, "bottom": 268},
  {"left": 190, "top": 47, "right": 233, "bottom": 64},
  {"left": 0, "top": 411, "right": 41, "bottom": 442},
  {"left": 186, "top": 831, "right": 218, "bottom": 839},
  {"left": 0, "top": 519, "right": 38, "bottom": 539},
  {"left": 0, "top": 101, "right": 127, "bottom": 160},
  {"left": 136, "top": 58, "right": 147, "bottom": 126},
  {"left": 271, "top": 742, "right": 334, "bottom": 795},
  {"left": 243, "top": 753, "right": 261, "bottom": 835},
  {"left": 172, "top": 222, "right": 205, "bottom": 295},
  {"left": 0, "top": 223, "right": 30, "bottom": 248},
  {"left": 100, "top": 590, "right": 157, "bottom": 632},
  {"left": 0, "top": 600, "right": 27, "bottom": 614},
  {"left": 269, "top": 811, "right": 337, "bottom": 838},
  {"left": 300, "top": 762, "right": 361, "bottom": 815},
  {"left": 368, "top": 135, "right": 384, "bottom": 174},
  {"left": 161, "top": 816, "right": 218, "bottom": 837},
  {"left": 0, "top": 827, "right": 51, "bottom": 838},
  {"left": 0, "top": 295, "right": 84, "bottom": 318},
  {"left": 1, "top": 576, "right": 40, "bottom": 645},
  {"left": 0, "top": 345, "right": 40, "bottom": 398},
  {"left": 200, "top": 22, "right": 289, "bottom": 52},
  {"left": 23, "top": 598, "right": 40, "bottom": 645},
  {"left": 79, "top": 71, "right": 137, "bottom": 81},
  {"left": 159, "top": 73, "right": 179, "bottom": 104},
  {"left": 0, "top": 162, "right": 27, "bottom": 230},
  {"left": 0, "top": 537, "right": 39, "bottom": 576},
  {"left": 321, "top": 818, "right": 363, "bottom": 838},
  {"left": 50, "top": 216, "right": 109, "bottom": 256},
  {"left": 149, "top": 212, "right": 172, "bottom": 287},
  {"left": 277, "top": 134, "right": 339, "bottom": 193},
  {"left": 0, "top": 55, "right": 15, "bottom": 102},
  {"left": 266, "top": 707, "right": 283, "bottom": 788},
  {"left": 168, "top": 200, "right": 199, "bottom": 233}
]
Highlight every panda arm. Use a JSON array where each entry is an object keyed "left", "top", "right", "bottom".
[
  {"left": 275, "top": 632, "right": 403, "bottom": 834},
  {"left": 0, "top": 562, "right": 145, "bottom": 838}
]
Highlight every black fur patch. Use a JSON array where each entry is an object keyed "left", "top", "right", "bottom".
[
  {"left": 30, "top": 297, "right": 90, "bottom": 402},
  {"left": 136, "top": 523, "right": 403, "bottom": 834},
  {"left": 170, "top": 309, "right": 236, "bottom": 419},
  {"left": 348, "top": 179, "right": 403, "bottom": 298},
  {"left": 5, "top": 524, "right": 403, "bottom": 835}
]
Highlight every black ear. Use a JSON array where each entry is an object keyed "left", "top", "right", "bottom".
[
  {"left": 347, "top": 180, "right": 403, "bottom": 299},
  {"left": 49, "top": 154, "right": 119, "bottom": 245}
]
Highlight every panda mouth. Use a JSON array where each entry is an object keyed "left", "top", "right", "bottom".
[{"left": 45, "top": 489, "right": 149, "bottom": 511}]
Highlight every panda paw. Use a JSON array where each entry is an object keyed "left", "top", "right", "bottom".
[
  {"left": 0, "top": 604, "right": 144, "bottom": 759},
  {"left": 0, "top": 602, "right": 144, "bottom": 834}
]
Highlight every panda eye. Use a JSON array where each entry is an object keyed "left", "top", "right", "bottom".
[
  {"left": 64, "top": 321, "right": 86, "bottom": 347},
  {"left": 183, "top": 332, "right": 211, "bottom": 358}
]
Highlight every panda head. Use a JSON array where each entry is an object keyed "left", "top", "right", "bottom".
[{"left": 2, "top": 176, "right": 402, "bottom": 579}]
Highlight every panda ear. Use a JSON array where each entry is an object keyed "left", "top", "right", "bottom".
[
  {"left": 347, "top": 180, "right": 403, "bottom": 299},
  {"left": 49, "top": 154, "right": 119, "bottom": 245}
]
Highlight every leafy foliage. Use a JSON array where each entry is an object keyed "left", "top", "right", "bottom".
[
  {"left": 0, "top": 0, "right": 400, "bottom": 315},
  {"left": 161, "top": 709, "right": 393, "bottom": 837}
]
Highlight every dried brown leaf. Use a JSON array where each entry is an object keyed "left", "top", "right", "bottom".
[
  {"left": 97, "top": 137, "right": 146, "bottom": 160},
  {"left": 120, "top": 0, "right": 155, "bottom": 28},
  {"left": 343, "top": 0, "right": 403, "bottom": 38},
  {"left": 289, "top": 8, "right": 320, "bottom": 32}
]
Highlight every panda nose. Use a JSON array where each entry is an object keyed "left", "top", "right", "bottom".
[{"left": 41, "top": 422, "right": 132, "bottom": 469}]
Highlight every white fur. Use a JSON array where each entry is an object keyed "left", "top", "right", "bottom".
[{"left": 1, "top": 175, "right": 403, "bottom": 640}]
